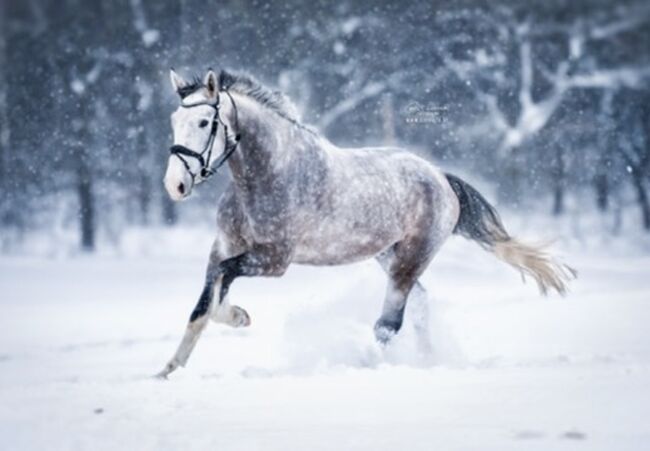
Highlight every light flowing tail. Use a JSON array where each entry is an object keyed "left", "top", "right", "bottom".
[{"left": 446, "top": 173, "right": 577, "bottom": 295}]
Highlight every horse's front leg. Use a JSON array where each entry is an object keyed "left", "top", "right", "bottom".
[
  {"left": 156, "top": 245, "right": 229, "bottom": 378},
  {"left": 157, "top": 242, "right": 291, "bottom": 378}
]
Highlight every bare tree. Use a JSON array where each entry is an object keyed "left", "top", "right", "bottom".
[
  {"left": 436, "top": 5, "right": 650, "bottom": 204},
  {"left": 441, "top": 6, "right": 650, "bottom": 154},
  {"left": 615, "top": 90, "right": 650, "bottom": 230},
  {"left": 0, "top": 1, "right": 8, "bottom": 191},
  {"left": 69, "top": 60, "right": 104, "bottom": 251}
]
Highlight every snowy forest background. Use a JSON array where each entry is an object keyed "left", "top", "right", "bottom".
[
  {"left": 3, "top": 2, "right": 650, "bottom": 448},
  {"left": 1, "top": 0, "right": 650, "bottom": 253}
]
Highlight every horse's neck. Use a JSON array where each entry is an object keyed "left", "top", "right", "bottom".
[{"left": 225, "top": 94, "right": 312, "bottom": 190}]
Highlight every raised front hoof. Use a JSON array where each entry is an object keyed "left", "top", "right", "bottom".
[
  {"left": 374, "top": 319, "right": 401, "bottom": 345},
  {"left": 229, "top": 305, "right": 251, "bottom": 328},
  {"left": 155, "top": 359, "right": 181, "bottom": 379}
]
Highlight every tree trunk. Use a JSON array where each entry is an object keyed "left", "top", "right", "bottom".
[
  {"left": 0, "top": 3, "right": 8, "bottom": 191},
  {"left": 381, "top": 92, "right": 396, "bottom": 146},
  {"left": 136, "top": 128, "right": 151, "bottom": 225},
  {"left": 552, "top": 184, "right": 564, "bottom": 216},
  {"left": 632, "top": 172, "right": 650, "bottom": 231},
  {"left": 638, "top": 97, "right": 650, "bottom": 230},
  {"left": 77, "top": 154, "right": 95, "bottom": 251},
  {"left": 552, "top": 146, "right": 565, "bottom": 216},
  {"left": 161, "top": 195, "right": 178, "bottom": 225},
  {"left": 498, "top": 150, "right": 524, "bottom": 207},
  {"left": 595, "top": 91, "right": 614, "bottom": 213},
  {"left": 137, "top": 174, "right": 151, "bottom": 225},
  {"left": 594, "top": 173, "right": 609, "bottom": 212}
]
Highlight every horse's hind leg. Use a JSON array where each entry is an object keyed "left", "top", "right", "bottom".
[
  {"left": 406, "top": 281, "right": 433, "bottom": 354},
  {"left": 377, "top": 249, "right": 433, "bottom": 352},
  {"left": 374, "top": 238, "right": 437, "bottom": 344}
]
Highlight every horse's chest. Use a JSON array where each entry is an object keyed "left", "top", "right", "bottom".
[{"left": 238, "top": 189, "right": 292, "bottom": 240}]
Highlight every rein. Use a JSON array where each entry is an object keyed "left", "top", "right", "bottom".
[{"left": 169, "top": 90, "right": 241, "bottom": 183}]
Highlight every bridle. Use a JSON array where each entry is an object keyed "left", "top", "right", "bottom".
[{"left": 169, "top": 90, "right": 241, "bottom": 183}]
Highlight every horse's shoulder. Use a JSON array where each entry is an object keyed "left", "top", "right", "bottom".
[{"left": 216, "top": 184, "right": 244, "bottom": 225}]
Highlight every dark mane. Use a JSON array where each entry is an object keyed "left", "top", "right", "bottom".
[
  {"left": 218, "top": 70, "right": 307, "bottom": 128},
  {"left": 177, "top": 74, "right": 204, "bottom": 100},
  {"left": 178, "top": 69, "right": 314, "bottom": 133}
]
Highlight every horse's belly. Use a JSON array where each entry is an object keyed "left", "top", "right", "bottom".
[
  {"left": 292, "top": 225, "right": 400, "bottom": 265},
  {"left": 293, "top": 240, "right": 389, "bottom": 265}
]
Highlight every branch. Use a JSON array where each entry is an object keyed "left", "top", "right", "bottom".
[
  {"left": 476, "top": 91, "right": 509, "bottom": 133},
  {"left": 518, "top": 38, "right": 533, "bottom": 109},
  {"left": 129, "top": 0, "right": 160, "bottom": 48},
  {"left": 567, "top": 66, "right": 650, "bottom": 89},
  {"left": 589, "top": 12, "right": 650, "bottom": 40},
  {"left": 70, "top": 60, "right": 104, "bottom": 95},
  {"left": 27, "top": 0, "right": 47, "bottom": 37}
]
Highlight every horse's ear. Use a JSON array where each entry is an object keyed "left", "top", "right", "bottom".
[
  {"left": 203, "top": 70, "right": 218, "bottom": 99},
  {"left": 170, "top": 68, "right": 187, "bottom": 94}
]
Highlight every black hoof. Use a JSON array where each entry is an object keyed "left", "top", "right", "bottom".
[{"left": 374, "top": 318, "right": 402, "bottom": 344}]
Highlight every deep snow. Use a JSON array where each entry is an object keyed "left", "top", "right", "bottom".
[{"left": 1, "top": 230, "right": 649, "bottom": 450}]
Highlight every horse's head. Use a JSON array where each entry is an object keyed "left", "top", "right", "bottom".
[{"left": 164, "top": 69, "right": 226, "bottom": 201}]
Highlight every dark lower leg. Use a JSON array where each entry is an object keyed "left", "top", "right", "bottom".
[
  {"left": 374, "top": 240, "right": 432, "bottom": 344},
  {"left": 374, "top": 282, "right": 412, "bottom": 343}
]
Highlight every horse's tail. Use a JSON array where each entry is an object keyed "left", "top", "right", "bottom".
[{"left": 445, "top": 173, "right": 577, "bottom": 295}]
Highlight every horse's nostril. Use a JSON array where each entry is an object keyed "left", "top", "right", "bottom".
[{"left": 177, "top": 183, "right": 185, "bottom": 195}]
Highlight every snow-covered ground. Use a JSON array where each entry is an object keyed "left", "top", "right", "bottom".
[{"left": 1, "top": 230, "right": 650, "bottom": 450}]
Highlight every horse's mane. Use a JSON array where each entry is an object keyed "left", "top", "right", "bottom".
[
  {"left": 179, "top": 69, "right": 313, "bottom": 133},
  {"left": 176, "top": 74, "right": 205, "bottom": 99},
  {"left": 218, "top": 70, "right": 301, "bottom": 123}
]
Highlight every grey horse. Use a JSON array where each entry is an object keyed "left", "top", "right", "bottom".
[{"left": 157, "top": 69, "right": 575, "bottom": 378}]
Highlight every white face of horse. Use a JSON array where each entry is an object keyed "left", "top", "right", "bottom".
[{"left": 164, "top": 69, "right": 220, "bottom": 201}]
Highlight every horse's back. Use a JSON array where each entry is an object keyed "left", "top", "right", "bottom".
[
  {"left": 289, "top": 144, "right": 459, "bottom": 264},
  {"left": 326, "top": 144, "right": 456, "bottom": 219},
  {"left": 343, "top": 144, "right": 457, "bottom": 223},
  {"left": 329, "top": 144, "right": 447, "bottom": 183}
]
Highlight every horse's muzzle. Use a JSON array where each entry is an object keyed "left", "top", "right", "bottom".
[{"left": 164, "top": 157, "right": 194, "bottom": 201}]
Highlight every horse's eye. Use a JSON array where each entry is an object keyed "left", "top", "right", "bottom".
[{"left": 199, "top": 119, "right": 209, "bottom": 128}]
